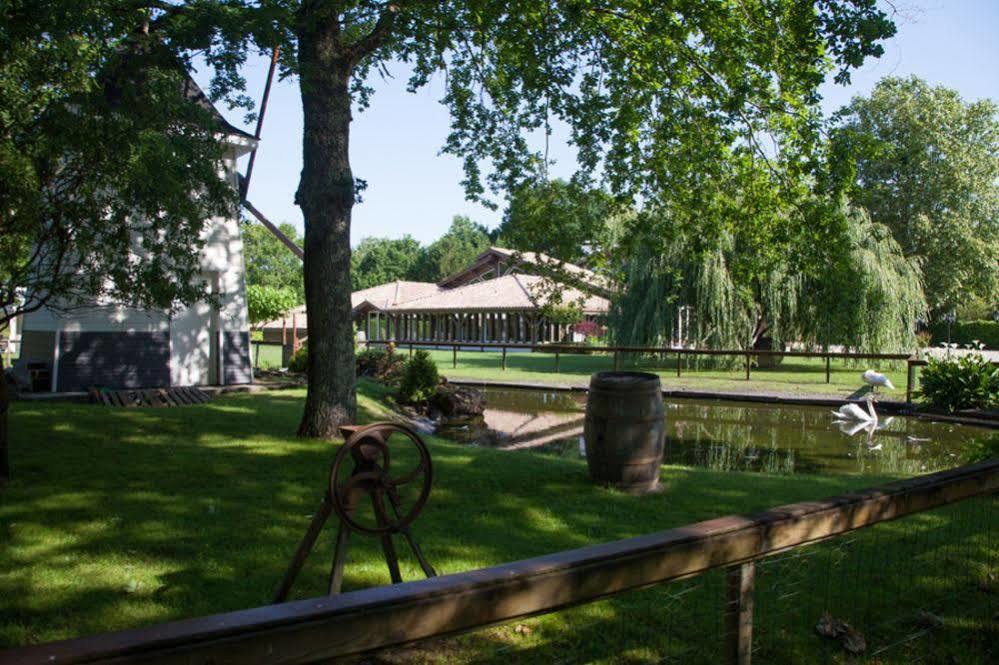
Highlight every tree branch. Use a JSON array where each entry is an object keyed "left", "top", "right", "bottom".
[{"left": 346, "top": 3, "right": 399, "bottom": 63}]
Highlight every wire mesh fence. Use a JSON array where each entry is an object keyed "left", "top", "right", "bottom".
[{"left": 392, "top": 492, "right": 997, "bottom": 664}]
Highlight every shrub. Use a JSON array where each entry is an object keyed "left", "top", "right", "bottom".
[
  {"left": 287, "top": 343, "right": 308, "bottom": 373},
  {"left": 398, "top": 350, "right": 440, "bottom": 404},
  {"left": 918, "top": 351, "right": 999, "bottom": 412},
  {"left": 356, "top": 346, "right": 405, "bottom": 381}
]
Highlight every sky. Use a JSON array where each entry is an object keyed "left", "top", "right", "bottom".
[{"left": 199, "top": 1, "right": 999, "bottom": 246}]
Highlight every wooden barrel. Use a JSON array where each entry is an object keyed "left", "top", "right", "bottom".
[{"left": 584, "top": 371, "right": 666, "bottom": 492}]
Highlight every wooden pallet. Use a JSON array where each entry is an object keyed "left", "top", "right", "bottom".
[{"left": 89, "top": 386, "right": 212, "bottom": 408}]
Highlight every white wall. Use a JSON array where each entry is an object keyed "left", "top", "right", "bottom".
[{"left": 21, "top": 136, "right": 256, "bottom": 388}]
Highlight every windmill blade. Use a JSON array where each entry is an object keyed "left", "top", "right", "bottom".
[{"left": 242, "top": 199, "right": 304, "bottom": 260}]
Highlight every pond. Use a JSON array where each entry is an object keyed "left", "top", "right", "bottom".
[{"left": 472, "top": 387, "right": 992, "bottom": 476}]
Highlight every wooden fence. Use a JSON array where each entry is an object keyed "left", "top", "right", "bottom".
[
  {"left": 2, "top": 458, "right": 996, "bottom": 665},
  {"left": 364, "top": 339, "right": 917, "bottom": 398}
]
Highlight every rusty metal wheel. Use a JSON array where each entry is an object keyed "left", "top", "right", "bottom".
[{"left": 329, "top": 422, "right": 433, "bottom": 535}]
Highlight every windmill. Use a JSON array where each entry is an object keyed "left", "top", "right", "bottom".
[{"left": 239, "top": 46, "right": 304, "bottom": 260}]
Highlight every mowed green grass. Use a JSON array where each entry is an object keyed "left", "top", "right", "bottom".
[
  {"left": 0, "top": 382, "right": 994, "bottom": 663},
  {"left": 410, "top": 347, "right": 914, "bottom": 399},
  {"left": 250, "top": 342, "right": 284, "bottom": 370}
]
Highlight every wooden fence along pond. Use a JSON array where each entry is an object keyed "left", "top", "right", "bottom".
[
  {"left": 2, "top": 459, "right": 996, "bottom": 664},
  {"left": 364, "top": 339, "right": 926, "bottom": 399}
]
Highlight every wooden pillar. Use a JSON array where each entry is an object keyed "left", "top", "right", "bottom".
[{"left": 725, "top": 562, "right": 756, "bottom": 665}]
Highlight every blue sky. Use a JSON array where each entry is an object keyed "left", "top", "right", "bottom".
[{"left": 203, "top": 1, "right": 999, "bottom": 246}]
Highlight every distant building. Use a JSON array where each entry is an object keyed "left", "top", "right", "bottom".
[
  {"left": 16, "top": 77, "right": 256, "bottom": 393},
  {"left": 261, "top": 247, "right": 611, "bottom": 350}
]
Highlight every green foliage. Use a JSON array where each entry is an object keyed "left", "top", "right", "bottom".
[
  {"left": 242, "top": 222, "right": 304, "bottom": 302},
  {"left": 398, "top": 350, "right": 440, "bottom": 404},
  {"left": 351, "top": 235, "right": 425, "bottom": 290},
  {"left": 928, "top": 320, "right": 999, "bottom": 350},
  {"left": 963, "top": 433, "right": 999, "bottom": 464},
  {"left": 414, "top": 216, "right": 494, "bottom": 282},
  {"left": 246, "top": 285, "right": 298, "bottom": 329},
  {"left": 540, "top": 303, "right": 584, "bottom": 327},
  {"left": 355, "top": 347, "right": 405, "bottom": 382},
  {"left": 351, "top": 218, "right": 495, "bottom": 289},
  {"left": 498, "top": 179, "right": 620, "bottom": 263},
  {"left": 918, "top": 352, "right": 999, "bottom": 413},
  {"left": 287, "top": 343, "right": 308, "bottom": 374},
  {"left": 830, "top": 76, "right": 999, "bottom": 313},
  {"left": 0, "top": 11, "right": 237, "bottom": 326},
  {"left": 611, "top": 195, "right": 925, "bottom": 353}
]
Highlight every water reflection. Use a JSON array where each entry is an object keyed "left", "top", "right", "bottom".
[{"left": 478, "top": 388, "right": 988, "bottom": 476}]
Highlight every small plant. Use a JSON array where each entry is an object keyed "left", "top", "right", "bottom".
[
  {"left": 398, "top": 350, "right": 440, "bottom": 404},
  {"left": 964, "top": 432, "right": 999, "bottom": 465},
  {"left": 918, "top": 349, "right": 999, "bottom": 412},
  {"left": 288, "top": 343, "right": 308, "bottom": 373},
  {"left": 356, "top": 346, "right": 405, "bottom": 381}
]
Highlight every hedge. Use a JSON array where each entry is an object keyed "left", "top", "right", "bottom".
[{"left": 929, "top": 320, "right": 999, "bottom": 349}]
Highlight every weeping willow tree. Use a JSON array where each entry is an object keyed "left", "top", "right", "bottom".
[{"left": 610, "top": 201, "right": 926, "bottom": 353}]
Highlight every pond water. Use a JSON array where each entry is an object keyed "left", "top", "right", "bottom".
[{"left": 475, "top": 388, "right": 992, "bottom": 476}]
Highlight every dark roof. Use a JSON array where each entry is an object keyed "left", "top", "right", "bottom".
[{"left": 180, "top": 75, "right": 257, "bottom": 141}]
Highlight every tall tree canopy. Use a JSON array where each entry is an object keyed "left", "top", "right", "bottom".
[
  {"left": 20, "top": 1, "right": 895, "bottom": 437},
  {"left": 243, "top": 221, "right": 305, "bottom": 302},
  {"left": 830, "top": 76, "right": 999, "bottom": 315},
  {"left": 351, "top": 235, "right": 425, "bottom": 290},
  {"left": 497, "top": 179, "right": 620, "bottom": 264},
  {"left": 414, "top": 215, "right": 494, "bottom": 282}
]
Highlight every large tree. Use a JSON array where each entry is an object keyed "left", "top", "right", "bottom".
[
  {"left": 830, "top": 76, "right": 999, "bottom": 315},
  {"left": 43, "top": 1, "right": 893, "bottom": 438},
  {"left": 414, "top": 215, "right": 494, "bottom": 282},
  {"left": 351, "top": 235, "right": 425, "bottom": 289},
  {"left": 497, "top": 178, "right": 620, "bottom": 264}
]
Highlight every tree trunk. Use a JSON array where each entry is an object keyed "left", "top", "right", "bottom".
[
  {"left": 0, "top": 356, "right": 9, "bottom": 486},
  {"left": 294, "top": 22, "right": 358, "bottom": 438}
]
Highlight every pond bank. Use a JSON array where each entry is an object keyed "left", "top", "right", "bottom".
[{"left": 448, "top": 377, "right": 999, "bottom": 428}]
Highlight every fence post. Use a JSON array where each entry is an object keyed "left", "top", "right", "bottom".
[
  {"left": 613, "top": 350, "right": 619, "bottom": 371},
  {"left": 745, "top": 352, "right": 751, "bottom": 381},
  {"left": 409, "top": 344, "right": 413, "bottom": 358},
  {"left": 554, "top": 350, "right": 560, "bottom": 373},
  {"left": 502, "top": 347, "right": 507, "bottom": 371},
  {"left": 825, "top": 355, "right": 831, "bottom": 384},
  {"left": 453, "top": 345, "right": 457, "bottom": 369},
  {"left": 677, "top": 350, "right": 682, "bottom": 377},
  {"left": 724, "top": 561, "right": 756, "bottom": 665},
  {"left": 906, "top": 359, "right": 915, "bottom": 405}
]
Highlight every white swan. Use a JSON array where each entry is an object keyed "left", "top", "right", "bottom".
[
  {"left": 862, "top": 369, "right": 895, "bottom": 393},
  {"left": 832, "top": 394, "right": 879, "bottom": 424}
]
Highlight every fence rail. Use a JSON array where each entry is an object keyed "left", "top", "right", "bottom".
[
  {"left": 365, "top": 339, "right": 917, "bottom": 399},
  {"left": 3, "top": 459, "right": 996, "bottom": 665}
]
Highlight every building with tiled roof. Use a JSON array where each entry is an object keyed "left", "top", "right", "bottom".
[{"left": 261, "top": 247, "right": 611, "bottom": 348}]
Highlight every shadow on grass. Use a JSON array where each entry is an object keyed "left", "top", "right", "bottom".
[{"left": 1, "top": 385, "right": 994, "bottom": 663}]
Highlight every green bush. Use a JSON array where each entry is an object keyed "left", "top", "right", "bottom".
[
  {"left": 398, "top": 350, "right": 440, "bottom": 404},
  {"left": 288, "top": 343, "right": 308, "bottom": 373},
  {"left": 918, "top": 351, "right": 999, "bottom": 412},
  {"left": 356, "top": 346, "right": 405, "bottom": 381},
  {"left": 964, "top": 432, "right": 999, "bottom": 464},
  {"left": 929, "top": 320, "right": 999, "bottom": 349}
]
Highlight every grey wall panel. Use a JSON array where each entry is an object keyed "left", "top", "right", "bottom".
[
  {"left": 58, "top": 331, "right": 170, "bottom": 392},
  {"left": 224, "top": 331, "right": 252, "bottom": 385},
  {"left": 17, "top": 330, "right": 55, "bottom": 366}
]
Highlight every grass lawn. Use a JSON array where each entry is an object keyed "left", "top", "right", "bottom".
[
  {"left": 1, "top": 381, "right": 994, "bottom": 663},
  {"left": 409, "top": 347, "right": 915, "bottom": 400},
  {"left": 251, "top": 342, "right": 284, "bottom": 370}
]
